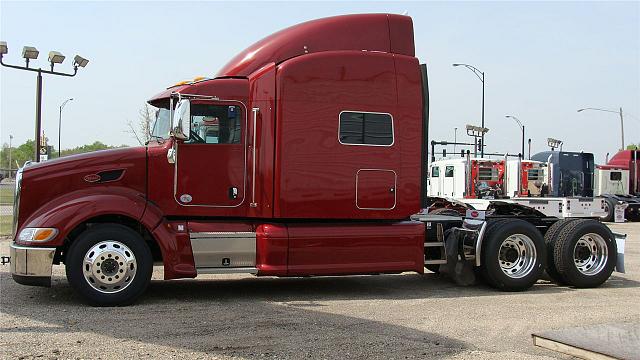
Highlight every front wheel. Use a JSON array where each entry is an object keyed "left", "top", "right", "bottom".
[
  {"left": 480, "top": 219, "right": 545, "bottom": 291},
  {"left": 65, "top": 224, "right": 153, "bottom": 306}
]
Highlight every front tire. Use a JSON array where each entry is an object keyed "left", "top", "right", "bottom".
[
  {"left": 480, "top": 219, "right": 545, "bottom": 291},
  {"left": 65, "top": 224, "right": 153, "bottom": 306}
]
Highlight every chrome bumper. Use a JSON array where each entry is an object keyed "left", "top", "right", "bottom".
[{"left": 10, "top": 243, "right": 56, "bottom": 287}]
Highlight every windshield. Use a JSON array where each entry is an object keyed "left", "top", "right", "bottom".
[{"left": 150, "top": 107, "right": 171, "bottom": 140}]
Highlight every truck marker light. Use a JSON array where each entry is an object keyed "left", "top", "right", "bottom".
[{"left": 18, "top": 227, "right": 58, "bottom": 242}]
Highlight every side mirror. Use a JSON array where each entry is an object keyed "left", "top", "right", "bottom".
[{"left": 172, "top": 99, "right": 191, "bottom": 140}]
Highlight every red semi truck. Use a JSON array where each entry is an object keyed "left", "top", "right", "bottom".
[{"left": 10, "top": 14, "right": 624, "bottom": 306}]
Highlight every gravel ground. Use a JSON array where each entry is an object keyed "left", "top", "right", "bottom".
[{"left": 1, "top": 222, "right": 638, "bottom": 360}]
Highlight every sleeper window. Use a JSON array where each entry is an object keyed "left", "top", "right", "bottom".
[{"left": 339, "top": 111, "right": 393, "bottom": 146}]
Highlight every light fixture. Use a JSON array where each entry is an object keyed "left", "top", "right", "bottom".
[
  {"left": 466, "top": 124, "right": 489, "bottom": 136},
  {"left": 0, "top": 41, "right": 7, "bottom": 55},
  {"left": 48, "top": 51, "right": 65, "bottom": 64},
  {"left": 22, "top": 46, "right": 39, "bottom": 59},
  {"left": 73, "top": 55, "right": 89, "bottom": 68},
  {"left": 547, "top": 138, "right": 563, "bottom": 149}
]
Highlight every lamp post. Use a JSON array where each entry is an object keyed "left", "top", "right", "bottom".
[
  {"left": 8, "top": 135, "right": 13, "bottom": 180},
  {"left": 505, "top": 115, "right": 525, "bottom": 157},
  {"left": 548, "top": 138, "right": 563, "bottom": 151},
  {"left": 0, "top": 41, "right": 89, "bottom": 162},
  {"left": 453, "top": 63, "right": 485, "bottom": 157},
  {"left": 453, "top": 127, "right": 458, "bottom": 154},
  {"left": 577, "top": 107, "right": 625, "bottom": 150},
  {"left": 466, "top": 124, "right": 489, "bottom": 157},
  {"left": 58, "top": 98, "right": 74, "bottom": 157}
]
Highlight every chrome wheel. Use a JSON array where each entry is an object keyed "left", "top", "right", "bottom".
[
  {"left": 82, "top": 240, "right": 137, "bottom": 293},
  {"left": 498, "top": 234, "right": 537, "bottom": 279},
  {"left": 573, "top": 233, "right": 608, "bottom": 276}
]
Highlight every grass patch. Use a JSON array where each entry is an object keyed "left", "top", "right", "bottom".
[
  {"left": 0, "top": 185, "right": 14, "bottom": 205},
  {"left": 0, "top": 215, "right": 13, "bottom": 236}
]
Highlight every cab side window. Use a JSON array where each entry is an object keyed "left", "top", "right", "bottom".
[
  {"left": 445, "top": 166, "right": 454, "bottom": 177},
  {"left": 432, "top": 166, "right": 440, "bottom": 177},
  {"left": 189, "top": 104, "right": 242, "bottom": 144}
]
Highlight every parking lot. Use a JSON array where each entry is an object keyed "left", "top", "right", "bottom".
[{"left": 0, "top": 222, "right": 638, "bottom": 360}]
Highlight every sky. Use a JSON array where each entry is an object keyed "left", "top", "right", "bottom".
[{"left": 1, "top": 1, "right": 638, "bottom": 164}]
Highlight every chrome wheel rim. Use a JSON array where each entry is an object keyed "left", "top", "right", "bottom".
[
  {"left": 574, "top": 233, "right": 608, "bottom": 276},
  {"left": 498, "top": 234, "right": 537, "bottom": 279},
  {"left": 83, "top": 240, "right": 137, "bottom": 293}
]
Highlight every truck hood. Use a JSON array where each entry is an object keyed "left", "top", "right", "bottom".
[{"left": 17, "top": 146, "right": 148, "bottom": 230}]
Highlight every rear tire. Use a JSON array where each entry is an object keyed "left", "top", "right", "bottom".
[
  {"left": 553, "top": 219, "right": 616, "bottom": 288},
  {"left": 600, "top": 198, "right": 615, "bottom": 222},
  {"left": 65, "top": 224, "right": 153, "bottom": 306},
  {"left": 543, "top": 219, "right": 578, "bottom": 284},
  {"left": 480, "top": 219, "right": 545, "bottom": 291}
]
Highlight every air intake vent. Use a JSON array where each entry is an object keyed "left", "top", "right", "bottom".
[{"left": 84, "top": 169, "right": 125, "bottom": 183}]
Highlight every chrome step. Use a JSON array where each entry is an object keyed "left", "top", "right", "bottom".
[
  {"left": 424, "top": 259, "right": 447, "bottom": 265},
  {"left": 424, "top": 242, "right": 445, "bottom": 248}
]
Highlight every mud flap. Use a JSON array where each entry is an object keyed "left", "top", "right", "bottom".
[{"left": 441, "top": 229, "right": 476, "bottom": 286}]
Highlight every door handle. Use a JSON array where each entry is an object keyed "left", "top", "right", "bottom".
[{"left": 229, "top": 187, "right": 238, "bottom": 199}]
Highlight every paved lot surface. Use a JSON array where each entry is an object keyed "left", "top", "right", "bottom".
[{"left": 1, "top": 223, "right": 638, "bottom": 360}]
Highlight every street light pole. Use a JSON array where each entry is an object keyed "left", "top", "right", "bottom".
[
  {"left": 577, "top": 107, "right": 626, "bottom": 150},
  {"left": 505, "top": 115, "right": 525, "bottom": 157},
  {"left": 453, "top": 63, "right": 485, "bottom": 157},
  {"left": 58, "top": 98, "right": 74, "bottom": 157},
  {"left": 453, "top": 127, "right": 458, "bottom": 154},
  {"left": 8, "top": 135, "right": 13, "bottom": 180},
  {"left": 0, "top": 42, "right": 89, "bottom": 162}
]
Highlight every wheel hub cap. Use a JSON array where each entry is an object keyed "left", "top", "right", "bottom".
[
  {"left": 498, "top": 234, "right": 537, "bottom": 279},
  {"left": 83, "top": 240, "right": 137, "bottom": 293},
  {"left": 573, "top": 233, "right": 608, "bottom": 276}
]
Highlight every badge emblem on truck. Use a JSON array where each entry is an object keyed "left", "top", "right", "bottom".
[
  {"left": 180, "top": 194, "right": 193, "bottom": 203},
  {"left": 83, "top": 174, "right": 100, "bottom": 183}
]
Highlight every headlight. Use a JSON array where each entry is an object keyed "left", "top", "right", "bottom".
[{"left": 18, "top": 228, "right": 59, "bottom": 242}]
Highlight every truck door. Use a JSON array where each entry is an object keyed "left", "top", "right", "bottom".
[
  {"left": 175, "top": 101, "right": 247, "bottom": 207},
  {"left": 443, "top": 165, "right": 455, "bottom": 197}
]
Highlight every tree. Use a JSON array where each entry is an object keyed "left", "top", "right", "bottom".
[
  {"left": 126, "top": 104, "right": 155, "bottom": 145},
  {"left": 626, "top": 144, "right": 639, "bottom": 150}
]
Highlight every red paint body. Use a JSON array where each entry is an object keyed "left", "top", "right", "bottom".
[
  {"left": 14, "top": 14, "right": 429, "bottom": 278},
  {"left": 599, "top": 150, "right": 640, "bottom": 195}
]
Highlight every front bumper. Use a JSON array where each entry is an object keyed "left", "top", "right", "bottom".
[{"left": 10, "top": 243, "right": 55, "bottom": 287}]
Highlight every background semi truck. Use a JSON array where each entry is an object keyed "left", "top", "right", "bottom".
[
  {"left": 9, "top": 14, "right": 624, "bottom": 306},
  {"left": 532, "top": 149, "right": 640, "bottom": 221},
  {"left": 427, "top": 156, "right": 605, "bottom": 219}
]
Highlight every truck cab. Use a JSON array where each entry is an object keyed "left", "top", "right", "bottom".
[
  {"left": 10, "top": 14, "right": 428, "bottom": 305},
  {"left": 531, "top": 151, "right": 594, "bottom": 197}
]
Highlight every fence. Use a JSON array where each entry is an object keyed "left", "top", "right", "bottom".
[{"left": 0, "top": 180, "right": 14, "bottom": 236}]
